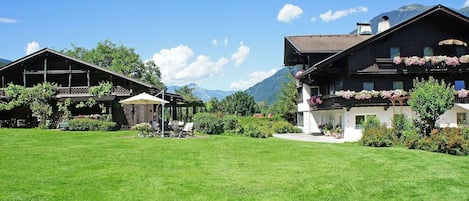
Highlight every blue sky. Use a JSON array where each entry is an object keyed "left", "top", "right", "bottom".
[{"left": 1, "top": 0, "right": 467, "bottom": 90}]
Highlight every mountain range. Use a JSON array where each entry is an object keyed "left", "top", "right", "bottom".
[
  {"left": 0, "top": 58, "right": 11, "bottom": 67},
  {"left": 168, "top": 83, "right": 235, "bottom": 102}
]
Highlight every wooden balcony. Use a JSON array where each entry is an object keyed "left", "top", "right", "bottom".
[
  {"left": 56, "top": 86, "right": 132, "bottom": 97},
  {"left": 309, "top": 94, "right": 468, "bottom": 110},
  {"left": 0, "top": 86, "right": 132, "bottom": 99},
  {"left": 375, "top": 57, "right": 469, "bottom": 74}
]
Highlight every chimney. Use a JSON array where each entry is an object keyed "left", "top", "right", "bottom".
[
  {"left": 356, "top": 22, "right": 372, "bottom": 35},
  {"left": 377, "top": 16, "right": 390, "bottom": 33}
]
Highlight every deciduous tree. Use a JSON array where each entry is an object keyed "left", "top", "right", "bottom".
[
  {"left": 62, "top": 40, "right": 164, "bottom": 89},
  {"left": 221, "top": 91, "right": 256, "bottom": 116},
  {"left": 408, "top": 77, "right": 454, "bottom": 134},
  {"left": 272, "top": 73, "right": 297, "bottom": 123}
]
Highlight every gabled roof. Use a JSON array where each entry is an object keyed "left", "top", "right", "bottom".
[
  {"left": 0, "top": 48, "right": 157, "bottom": 89},
  {"left": 303, "top": 4, "right": 469, "bottom": 75},
  {"left": 286, "top": 34, "right": 372, "bottom": 53}
]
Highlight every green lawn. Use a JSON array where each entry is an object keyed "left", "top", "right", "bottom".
[{"left": 0, "top": 129, "right": 468, "bottom": 201}]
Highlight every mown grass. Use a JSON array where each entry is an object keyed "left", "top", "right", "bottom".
[{"left": 0, "top": 129, "right": 468, "bottom": 200}]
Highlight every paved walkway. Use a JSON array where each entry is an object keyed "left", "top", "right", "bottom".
[{"left": 273, "top": 133, "right": 345, "bottom": 143}]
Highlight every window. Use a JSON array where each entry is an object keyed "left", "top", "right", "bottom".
[
  {"left": 363, "top": 82, "right": 374, "bottom": 90},
  {"left": 456, "top": 47, "right": 466, "bottom": 57},
  {"left": 455, "top": 80, "right": 465, "bottom": 90},
  {"left": 393, "top": 81, "right": 404, "bottom": 90},
  {"left": 310, "top": 86, "right": 319, "bottom": 96},
  {"left": 356, "top": 115, "right": 376, "bottom": 129},
  {"left": 297, "top": 88, "right": 303, "bottom": 103},
  {"left": 356, "top": 115, "right": 365, "bottom": 129},
  {"left": 457, "top": 113, "right": 467, "bottom": 125},
  {"left": 297, "top": 112, "right": 304, "bottom": 126},
  {"left": 335, "top": 80, "right": 343, "bottom": 91},
  {"left": 390, "top": 47, "right": 400, "bottom": 58},
  {"left": 423, "top": 47, "right": 434, "bottom": 56}
]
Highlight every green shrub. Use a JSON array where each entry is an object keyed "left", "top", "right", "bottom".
[
  {"left": 273, "top": 121, "right": 296, "bottom": 133},
  {"left": 402, "top": 128, "right": 420, "bottom": 149},
  {"left": 362, "top": 115, "right": 381, "bottom": 130},
  {"left": 360, "top": 125, "right": 394, "bottom": 147},
  {"left": 132, "top": 123, "right": 154, "bottom": 137},
  {"left": 392, "top": 114, "right": 413, "bottom": 139},
  {"left": 222, "top": 115, "right": 244, "bottom": 134},
  {"left": 425, "top": 128, "right": 468, "bottom": 155},
  {"left": 67, "top": 118, "right": 117, "bottom": 131},
  {"left": 244, "top": 124, "right": 268, "bottom": 138},
  {"left": 193, "top": 113, "right": 223, "bottom": 134}
]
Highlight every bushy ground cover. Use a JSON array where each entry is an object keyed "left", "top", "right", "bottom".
[{"left": 0, "top": 129, "right": 468, "bottom": 200}]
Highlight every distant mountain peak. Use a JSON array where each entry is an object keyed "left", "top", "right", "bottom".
[
  {"left": 397, "top": 4, "right": 430, "bottom": 12},
  {"left": 168, "top": 83, "right": 234, "bottom": 102}
]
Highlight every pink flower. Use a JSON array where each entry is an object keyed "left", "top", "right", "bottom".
[
  {"left": 393, "top": 56, "right": 402, "bottom": 65},
  {"left": 457, "top": 89, "right": 468, "bottom": 98},
  {"left": 295, "top": 70, "right": 304, "bottom": 79},
  {"left": 315, "top": 97, "right": 323, "bottom": 104},
  {"left": 446, "top": 56, "right": 460, "bottom": 66},
  {"left": 381, "top": 90, "right": 393, "bottom": 99}
]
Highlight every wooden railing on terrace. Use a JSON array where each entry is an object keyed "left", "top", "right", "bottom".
[{"left": 0, "top": 86, "right": 132, "bottom": 98}]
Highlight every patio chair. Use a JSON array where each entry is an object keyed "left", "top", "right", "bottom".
[
  {"left": 182, "top": 122, "right": 194, "bottom": 137},
  {"left": 170, "top": 120, "right": 183, "bottom": 138},
  {"left": 150, "top": 120, "right": 160, "bottom": 136}
]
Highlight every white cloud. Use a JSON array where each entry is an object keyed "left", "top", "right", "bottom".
[
  {"left": 277, "top": 4, "right": 303, "bottom": 23},
  {"left": 150, "top": 45, "right": 228, "bottom": 85},
  {"left": 0, "top": 17, "right": 17, "bottom": 23},
  {"left": 464, "top": 0, "right": 469, "bottom": 8},
  {"left": 231, "top": 42, "right": 250, "bottom": 67},
  {"left": 25, "top": 41, "right": 40, "bottom": 55},
  {"left": 224, "top": 37, "right": 229, "bottom": 46},
  {"left": 212, "top": 39, "right": 218, "bottom": 47},
  {"left": 230, "top": 68, "right": 279, "bottom": 90},
  {"left": 320, "top": 6, "right": 368, "bottom": 22}
]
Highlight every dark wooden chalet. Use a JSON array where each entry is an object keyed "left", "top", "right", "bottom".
[
  {"left": 286, "top": 5, "right": 469, "bottom": 110},
  {"left": 0, "top": 48, "right": 201, "bottom": 128}
]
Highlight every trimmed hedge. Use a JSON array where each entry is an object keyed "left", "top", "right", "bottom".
[{"left": 67, "top": 118, "right": 117, "bottom": 131}]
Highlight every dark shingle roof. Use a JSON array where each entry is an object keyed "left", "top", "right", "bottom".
[{"left": 286, "top": 34, "right": 372, "bottom": 53}]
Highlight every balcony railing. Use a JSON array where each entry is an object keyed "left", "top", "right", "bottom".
[
  {"left": 308, "top": 94, "right": 468, "bottom": 110},
  {"left": 375, "top": 57, "right": 469, "bottom": 73},
  {"left": 0, "top": 86, "right": 132, "bottom": 98}
]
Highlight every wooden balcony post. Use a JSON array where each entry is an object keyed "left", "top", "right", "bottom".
[
  {"left": 44, "top": 58, "right": 47, "bottom": 82},
  {"left": 23, "top": 67, "right": 26, "bottom": 87},
  {"left": 68, "top": 65, "right": 72, "bottom": 94},
  {"left": 87, "top": 70, "right": 90, "bottom": 87}
]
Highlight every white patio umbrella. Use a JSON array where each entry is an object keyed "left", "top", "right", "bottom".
[
  {"left": 119, "top": 92, "right": 169, "bottom": 137},
  {"left": 119, "top": 92, "right": 169, "bottom": 105}
]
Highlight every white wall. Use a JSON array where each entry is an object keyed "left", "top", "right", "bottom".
[
  {"left": 343, "top": 106, "right": 414, "bottom": 142},
  {"left": 437, "top": 105, "right": 468, "bottom": 127}
]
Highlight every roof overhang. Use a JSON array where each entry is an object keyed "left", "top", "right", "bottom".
[{"left": 455, "top": 103, "right": 469, "bottom": 111}]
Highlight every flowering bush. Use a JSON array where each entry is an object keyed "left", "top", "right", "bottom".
[
  {"left": 295, "top": 70, "right": 304, "bottom": 80},
  {"left": 404, "top": 56, "right": 426, "bottom": 66},
  {"left": 335, "top": 89, "right": 408, "bottom": 100},
  {"left": 457, "top": 89, "right": 468, "bottom": 98},
  {"left": 459, "top": 55, "right": 469, "bottom": 63},
  {"left": 354, "top": 90, "right": 373, "bottom": 100},
  {"left": 392, "top": 55, "right": 469, "bottom": 67},
  {"left": 309, "top": 95, "right": 323, "bottom": 106},
  {"left": 393, "top": 56, "right": 402, "bottom": 65},
  {"left": 335, "top": 90, "right": 355, "bottom": 99},
  {"left": 446, "top": 56, "right": 460, "bottom": 66}
]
